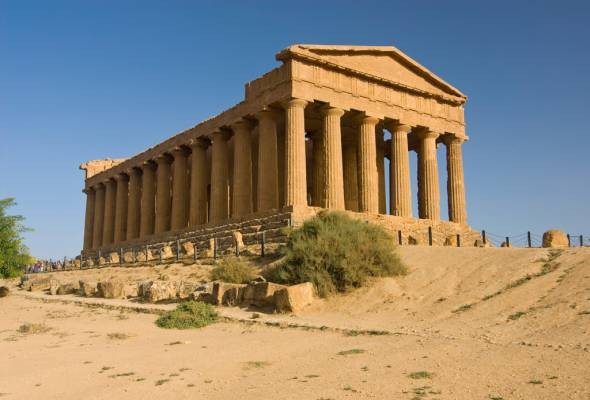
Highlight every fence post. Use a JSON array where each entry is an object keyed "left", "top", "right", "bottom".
[
  {"left": 213, "top": 238, "right": 218, "bottom": 260},
  {"left": 97, "top": 250, "right": 101, "bottom": 266},
  {"left": 580, "top": 235, "right": 584, "bottom": 247},
  {"left": 567, "top": 234, "right": 571, "bottom": 247},
  {"left": 159, "top": 248, "right": 163, "bottom": 263},
  {"left": 120, "top": 248, "right": 123, "bottom": 265},
  {"left": 144, "top": 245, "right": 148, "bottom": 262},
  {"left": 235, "top": 237, "right": 240, "bottom": 257},
  {"left": 428, "top": 227, "right": 433, "bottom": 246},
  {"left": 261, "top": 231, "right": 266, "bottom": 257},
  {"left": 527, "top": 231, "right": 532, "bottom": 248},
  {"left": 193, "top": 242, "right": 198, "bottom": 262},
  {"left": 482, "top": 230, "right": 487, "bottom": 245},
  {"left": 456, "top": 233, "right": 461, "bottom": 247},
  {"left": 397, "top": 230, "right": 402, "bottom": 246},
  {"left": 176, "top": 239, "right": 180, "bottom": 261},
  {"left": 505, "top": 237, "right": 510, "bottom": 247},
  {"left": 133, "top": 248, "right": 137, "bottom": 264}
]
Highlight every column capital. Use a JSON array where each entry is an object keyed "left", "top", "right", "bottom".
[
  {"left": 102, "top": 177, "right": 116, "bottom": 185},
  {"left": 92, "top": 182, "right": 105, "bottom": 191},
  {"left": 386, "top": 121, "right": 412, "bottom": 134},
  {"left": 114, "top": 173, "right": 129, "bottom": 182},
  {"left": 255, "top": 107, "right": 281, "bottom": 121},
  {"left": 355, "top": 114, "right": 379, "bottom": 126},
  {"left": 441, "top": 133, "right": 466, "bottom": 145},
  {"left": 281, "top": 98, "right": 308, "bottom": 109},
  {"left": 319, "top": 104, "right": 345, "bottom": 117},
  {"left": 189, "top": 137, "right": 210, "bottom": 150},
  {"left": 210, "top": 129, "right": 231, "bottom": 142},
  {"left": 141, "top": 160, "right": 156, "bottom": 170},
  {"left": 82, "top": 187, "right": 94, "bottom": 195},
  {"left": 414, "top": 128, "right": 440, "bottom": 140},
  {"left": 170, "top": 146, "right": 190, "bottom": 158},
  {"left": 126, "top": 166, "right": 141, "bottom": 176},
  {"left": 155, "top": 153, "right": 173, "bottom": 165},
  {"left": 231, "top": 118, "right": 253, "bottom": 132}
]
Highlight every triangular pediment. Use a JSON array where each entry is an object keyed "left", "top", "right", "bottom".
[{"left": 277, "top": 44, "right": 466, "bottom": 103}]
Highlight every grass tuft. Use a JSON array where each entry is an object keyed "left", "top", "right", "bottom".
[
  {"left": 17, "top": 323, "right": 51, "bottom": 335},
  {"left": 156, "top": 301, "right": 217, "bottom": 329},
  {"left": 210, "top": 256, "right": 257, "bottom": 284},
  {"left": 408, "top": 371, "right": 434, "bottom": 379},
  {"left": 337, "top": 348, "right": 366, "bottom": 356}
]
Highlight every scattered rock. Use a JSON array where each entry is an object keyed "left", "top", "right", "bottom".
[
  {"left": 500, "top": 241, "right": 511, "bottom": 248},
  {"left": 98, "top": 257, "right": 106, "bottom": 266},
  {"left": 109, "top": 252, "right": 120, "bottom": 264},
  {"left": 178, "top": 281, "right": 196, "bottom": 300},
  {"left": 408, "top": 235, "right": 420, "bottom": 245},
  {"left": 0, "top": 286, "right": 10, "bottom": 297},
  {"left": 182, "top": 242, "right": 195, "bottom": 257},
  {"left": 138, "top": 281, "right": 153, "bottom": 298},
  {"left": 49, "top": 279, "right": 60, "bottom": 295},
  {"left": 124, "top": 282, "right": 139, "bottom": 298},
  {"left": 542, "top": 229, "right": 568, "bottom": 248},
  {"left": 25, "top": 277, "right": 51, "bottom": 292},
  {"left": 161, "top": 245, "right": 174, "bottom": 260},
  {"left": 135, "top": 250, "right": 153, "bottom": 262},
  {"left": 123, "top": 251, "right": 135, "bottom": 263},
  {"left": 233, "top": 231, "right": 244, "bottom": 249},
  {"left": 444, "top": 235, "right": 459, "bottom": 247},
  {"left": 274, "top": 282, "right": 315, "bottom": 313},
  {"left": 57, "top": 283, "right": 76, "bottom": 295},
  {"left": 242, "top": 281, "right": 287, "bottom": 308},
  {"left": 79, "top": 280, "right": 98, "bottom": 297},
  {"left": 474, "top": 239, "right": 492, "bottom": 248},
  {"left": 211, "top": 282, "right": 246, "bottom": 306}
]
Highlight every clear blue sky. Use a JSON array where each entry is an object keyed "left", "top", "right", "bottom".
[{"left": 1, "top": 0, "right": 589, "bottom": 259}]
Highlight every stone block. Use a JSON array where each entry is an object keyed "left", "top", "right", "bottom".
[
  {"left": 542, "top": 229, "right": 568, "bottom": 248},
  {"left": 98, "top": 257, "right": 106, "bottom": 266},
  {"left": 124, "top": 282, "right": 139, "bottom": 298},
  {"left": 242, "top": 281, "right": 287, "bottom": 307},
  {"left": 161, "top": 245, "right": 174, "bottom": 259},
  {"left": 57, "top": 283, "right": 76, "bottom": 295},
  {"left": 27, "top": 277, "right": 51, "bottom": 292},
  {"left": 274, "top": 282, "right": 315, "bottom": 313},
  {"left": 79, "top": 280, "right": 98, "bottom": 297},
  {"left": 144, "top": 281, "right": 178, "bottom": 303},
  {"left": 97, "top": 279, "right": 126, "bottom": 299},
  {"left": 109, "top": 252, "right": 120, "bottom": 264},
  {"left": 178, "top": 281, "right": 196, "bottom": 300},
  {"left": 123, "top": 251, "right": 135, "bottom": 263},
  {"left": 211, "top": 282, "right": 246, "bottom": 306},
  {"left": 0, "top": 286, "right": 9, "bottom": 297},
  {"left": 182, "top": 242, "right": 195, "bottom": 257}
]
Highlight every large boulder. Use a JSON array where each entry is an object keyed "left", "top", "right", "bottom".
[
  {"left": 144, "top": 281, "right": 178, "bottom": 303},
  {"left": 0, "top": 286, "right": 10, "bottom": 297},
  {"left": 97, "top": 279, "right": 126, "bottom": 299},
  {"left": 109, "top": 252, "right": 120, "bottom": 264},
  {"left": 182, "top": 242, "right": 195, "bottom": 257},
  {"left": 242, "top": 282, "right": 287, "bottom": 308},
  {"left": 123, "top": 282, "right": 139, "bottom": 298},
  {"left": 274, "top": 282, "right": 315, "bottom": 314},
  {"left": 161, "top": 245, "right": 174, "bottom": 260},
  {"left": 79, "top": 280, "right": 98, "bottom": 297},
  {"left": 178, "top": 281, "right": 197, "bottom": 300},
  {"left": 542, "top": 229, "right": 569, "bottom": 248},
  {"left": 97, "top": 257, "right": 106, "bottom": 266},
  {"left": 211, "top": 282, "right": 246, "bottom": 306},
  {"left": 135, "top": 250, "right": 153, "bottom": 262},
  {"left": 122, "top": 251, "right": 135, "bottom": 263}
]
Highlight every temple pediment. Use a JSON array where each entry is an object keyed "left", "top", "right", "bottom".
[{"left": 277, "top": 44, "right": 466, "bottom": 104}]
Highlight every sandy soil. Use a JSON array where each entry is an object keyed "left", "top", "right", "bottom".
[{"left": 1, "top": 246, "right": 589, "bottom": 399}]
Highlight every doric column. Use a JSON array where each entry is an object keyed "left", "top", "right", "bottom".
[
  {"left": 320, "top": 105, "right": 345, "bottom": 209},
  {"left": 210, "top": 130, "right": 230, "bottom": 223},
  {"left": 342, "top": 134, "right": 359, "bottom": 212},
  {"left": 416, "top": 129, "right": 441, "bottom": 220},
  {"left": 256, "top": 109, "right": 279, "bottom": 211},
  {"left": 171, "top": 147, "right": 189, "bottom": 231},
  {"left": 92, "top": 183, "right": 105, "bottom": 249},
  {"left": 189, "top": 139, "right": 209, "bottom": 226},
  {"left": 126, "top": 167, "right": 141, "bottom": 240},
  {"left": 283, "top": 98, "right": 308, "bottom": 207},
  {"left": 82, "top": 188, "right": 95, "bottom": 251},
  {"left": 155, "top": 154, "right": 172, "bottom": 233},
  {"left": 113, "top": 173, "right": 129, "bottom": 244},
  {"left": 102, "top": 178, "right": 116, "bottom": 246},
  {"left": 376, "top": 128, "right": 386, "bottom": 214},
  {"left": 389, "top": 123, "right": 413, "bottom": 217},
  {"left": 140, "top": 161, "right": 156, "bottom": 238},
  {"left": 357, "top": 115, "right": 379, "bottom": 213},
  {"left": 231, "top": 119, "right": 253, "bottom": 217},
  {"left": 311, "top": 130, "right": 324, "bottom": 207},
  {"left": 443, "top": 135, "right": 467, "bottom": 224}
]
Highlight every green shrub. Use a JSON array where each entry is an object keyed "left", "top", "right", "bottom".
[
  {"left": 210, "top": 256, "right": 257, "bottom": 284},
  {"left": 270, "top": 211, "right": 406, "bottom": 297},
  {"left": 156, "top": 301, "right": 218, "bottom": 329}
]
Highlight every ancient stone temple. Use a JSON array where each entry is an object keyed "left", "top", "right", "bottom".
[{"left": 80, "top": 44, "right": 476, "bottom": 256}]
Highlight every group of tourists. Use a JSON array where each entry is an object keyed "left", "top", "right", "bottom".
[{"left": 25, "top": 259, "right": 69, "bottom": 274}]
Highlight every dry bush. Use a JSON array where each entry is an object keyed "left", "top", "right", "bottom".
[
  {"left": 156, "top": 301, "right": 217, "bottom": 329},
  {"left": 270, "top": 211, "right": 407, "bottom": 297}
]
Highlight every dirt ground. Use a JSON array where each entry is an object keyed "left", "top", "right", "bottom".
[{"left": 1, "top": 246, "right": 589, "bottom": 399}]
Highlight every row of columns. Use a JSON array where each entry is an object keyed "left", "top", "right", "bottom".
[{"left": 83, "top": 98, "right": 467, "bottom": 251}]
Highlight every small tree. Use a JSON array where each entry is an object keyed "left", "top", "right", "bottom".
[{"left": 0, "top": 198, "right": 32, "bottom": 278}]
